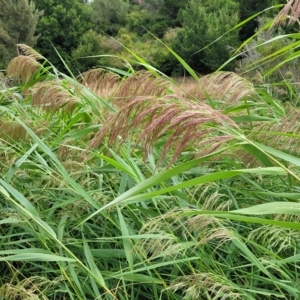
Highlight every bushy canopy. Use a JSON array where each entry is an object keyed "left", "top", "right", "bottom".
[
  {"left": 172, "top": 0, "right": 240, "bottom": 73},
  {"left": 34, "top": 0, "right": 91, "bottom": 70}
]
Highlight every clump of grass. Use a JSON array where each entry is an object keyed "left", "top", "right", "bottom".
[{"left": 2, "top": 7, "right": 300, "bottom": 298}]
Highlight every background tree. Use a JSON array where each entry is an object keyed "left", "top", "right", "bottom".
[
  {"left": 34, "top": 0, "right": 91, "bottom": 71},
  {"left": 71, "top": 29, "right": 104, "bottom": 72},
  {"left": 172, "top": 0, "right": 240, "bottom": 74},
  {"left": 137, "top": 0, "right": 186, "bottom": 37},
  {"left": 0, "top": 0, "right": 42, "bottom": 69},
  {"left": 237, "top": 0, "right": 281, "bottom": 41},
  {"left": 90, "top": 0, "right": 129, "bottom": 36}
]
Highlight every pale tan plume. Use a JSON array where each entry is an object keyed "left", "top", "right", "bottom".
[
  {"left": 7, "top": 55, "right": 40, "bottom": 83},
  {"left": 184, "top": 72, "right": 254, "bottom": 109},
  {"left": 17, "top": 44, "right": 46, "bottom": 61},
  {"left": 32, "top": 80, "right": 79, "bottom": 113},
  {"left": 80, "top": 68, "right": 120, "bottom": 98},
  {"left": 272, "top": 0, "right": 300, "bottom": 28}
]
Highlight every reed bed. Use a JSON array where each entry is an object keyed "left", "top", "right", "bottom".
[{"left": 1, "top": 26, "right": 300, "bottom": 299}]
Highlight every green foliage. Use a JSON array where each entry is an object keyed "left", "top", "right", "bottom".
[
  {"left": 34, "top": 0, "right": 91, "bottom": 71},
  {"left": 124, "top": 9, "right": 150, "bottom": 37},
  {"left": 237, "top": 16, "right": 300, "bottom": 102},
  {"left": 128, "top": 0, "right": 187, "bottom": 39},
  {"left": 72, "top": 29, "right": 103, "bottom": 72},
  {"left": 0, "top": 0, "right": 42, "bottom": 69},
  {"left": 237, "top": 0, "right": 280, "bottom": 41},
  {"left": 172, "top": 0, "right": 240, "bottom": 73},
  {"left": 1, "top": 46, "right": 300, "bottom": 297},
  {"left": 90, "top": 0, "right": 129, "bottom": 36},
  {"left": 2, "top": 3, "right": 300, "bottom": 299},
  {"left": 143, "top": 0, "right": 187, "bottom": 26}
]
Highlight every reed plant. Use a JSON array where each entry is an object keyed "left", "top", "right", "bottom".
[{"left": 1, "top": 5, "right": 300, "bottom": 299}]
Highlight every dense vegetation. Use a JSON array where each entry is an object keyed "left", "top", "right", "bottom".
[
  {"left": 1, "top": 0, "right": 300, "bottom": 299},
  {"left": 0, "top": 0, "right": 282, "bottom": 74}
]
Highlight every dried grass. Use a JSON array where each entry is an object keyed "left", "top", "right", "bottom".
[
  {"left": 32, "top": 80, "right": 79, "bottom": 113},
  {"left": 89, "top": 94, "right": 237, "bottom": 166},
  {"left": 17, "top": 44, "right": 46, "bottom": 61},
  {"left": 111, "top": 71, "right": 171, "bottom": 108},
  {"left": 272, "top": 0, "right": 300, "bottom": 28},
  {"left": 80, "top": 68, "right": 120, "bottom": 98},
  {"left": 184, "top": 72, "right": 254, "bottom": 108},
  {"left": 7, "top": 55, "right": 40, "bottom": 83}
]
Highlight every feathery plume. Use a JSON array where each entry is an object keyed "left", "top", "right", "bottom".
[
  {"left": 89, "top": 94, "right": 237, "bottom": 166},
  {"left": 185, "top": 72, "right": 254, "bottom": 108},
  {"left": 0, "top": 276, "right": 60, "bottom": 300},
  {"left": 17, "top": 44, "right": 46, "bottom": 61},
  {"left": 168, "top": 273, "right": 243, "bottom": 300},
  {"left": 0, "top": 119, "right": 27, "bottom": 141},
  {"left": 248, "top": 108, "right": 300, "bottom": 156},
  {"left": 249, "top": 225, "right": 300, "bottom": 254},
  {"left": 112, "top": 71, "right": 171, "bottom": 107},
  {"left": 32, "top": 80, "right": 79, "bottom": 112},
  {"left": 7, "top": 55, "right": 40, "bottom": 83},
  {"left": 80, "top": 68, "right": 120, "bottom": 98},
  {"left": 272, "top": 0, "right": 300, "bottom": 28}
]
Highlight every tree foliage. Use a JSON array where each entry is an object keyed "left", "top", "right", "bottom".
[
  {"left": 172, "top": 0, "right": 240, "bottom": 74},
  {"left": 0, "top": 0, "right": 42, "bottom": 69},
  {"left": 71, "top": 29, "right": 105, "bottom": 72},
  {"left": 34, "top": 0, "right": 91, "bottom": 70},
  {"left": 237, "top": 0, "right": 281, "bottom": 41},
  {"left": 90, "top": 0, "right": 129, "bottom": 36}
]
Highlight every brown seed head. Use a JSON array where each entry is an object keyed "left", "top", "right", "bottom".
[
  {"left": 32, "top": 80, "right": 79, "bottom": 113},
  {"left": 80, "top": 68, "right": 120, "bottom": 98},
  {"left": 185, "top": 71, "right": 254, "bottom": 108},
  {"left": 272, "top": 0, "right": 300, "bottom": 28},
  {"left": 89, "top": 94, "right": 237, "bottom": 166},
  {"left": 7, "top": 55, "right": 40, "bottom": 83}
]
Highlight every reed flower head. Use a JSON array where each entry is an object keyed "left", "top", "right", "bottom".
[
  {"left": 32, "top": 80, "right": 79, "bottom": 113},
  {"left": 80, "top": 68, "right": 120, "bottom": 98},
  {"left": 272, "top": 0, "right": 300, "bottom": 28},
  {"left": 111, "top": 71, "right": 171, "bottom": 107},
  {"left": 185, "top": 72, "right": 254, "bottom": 108},
  {"left": 16, "top": 44, "right": 46, "bottom": 61},
  {"left": 168, "top": 273, "right": 243, "bottom": 300},
  {"left": 7, "top": 55, "right": 40, "bottom": 83},
  {"left": 89, "top": 94, "right": 237, "bottom": 166}
]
